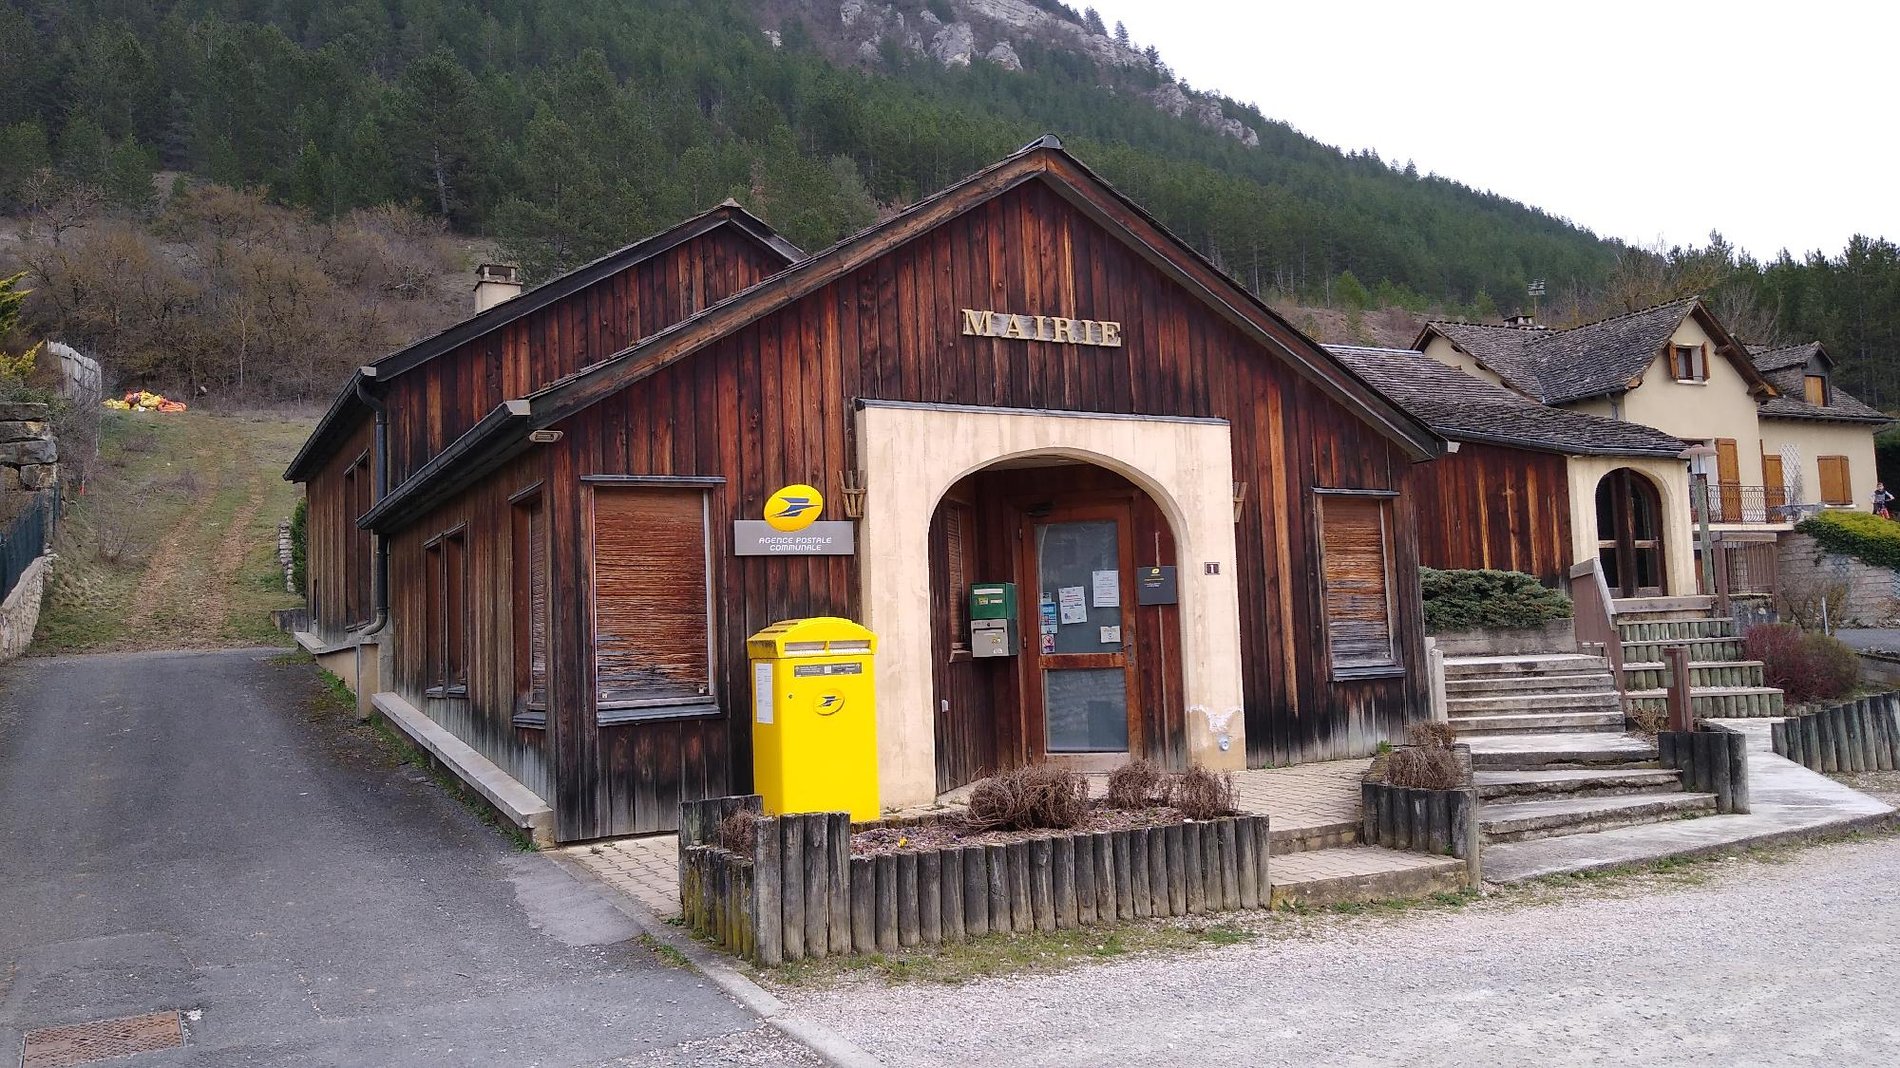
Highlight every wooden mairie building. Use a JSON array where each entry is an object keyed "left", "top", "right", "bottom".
[{"left": 288, "top": 138, "right": 1448, "bottom": 843}]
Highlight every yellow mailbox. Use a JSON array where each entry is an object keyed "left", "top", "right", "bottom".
[{"left": 748, "top": 617, "right": 879, "bottom": 821}]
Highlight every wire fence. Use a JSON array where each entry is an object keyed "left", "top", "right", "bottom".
[{"left": 0, "top": 486, "right": 59, "bottom": 603}]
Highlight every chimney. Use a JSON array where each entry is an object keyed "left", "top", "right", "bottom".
[
  {"left": 1502, "top": 312, "right": 1538, "bottom": 328},
  {"left": 474, "top": 263, "right": 521, "bottom": 312}
]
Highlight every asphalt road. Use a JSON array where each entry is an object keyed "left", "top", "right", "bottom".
[{"left": 0, "top": 649, "right": 803, "bottom": 1067}]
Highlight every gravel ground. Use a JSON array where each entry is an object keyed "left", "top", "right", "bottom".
[
  {"left": 778, "top": 833, "right": 1900, "bottom": 1067},
  {"left": 610, "top": 1024, "right": 823, "bottom": 1066}
]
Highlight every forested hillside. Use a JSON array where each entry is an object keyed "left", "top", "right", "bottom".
[{"left": 0, "top": 0, "right": 1894, "bottom": 406}]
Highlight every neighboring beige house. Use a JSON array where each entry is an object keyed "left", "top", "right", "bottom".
[
  {"left": 1749, "top": 341, "right": 1890, "bottom": 512},
  {"left": 1413, "top": 297, "right": 1892, "bottom": 598}
]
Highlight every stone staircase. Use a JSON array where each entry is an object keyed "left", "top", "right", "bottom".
[
  {"left": 1618, "top": 602, "right": 1785, "bottom": 718},
  {"left": 1444, "top": 652, "right": 1623, "bottom": 736},
  {"left": 1467, "top": 734, "right": 1718, "bottom": 855}
]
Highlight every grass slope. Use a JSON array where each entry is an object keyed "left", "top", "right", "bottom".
[{"left": 36, "top": 409, "right": 313, "bottom": 652}]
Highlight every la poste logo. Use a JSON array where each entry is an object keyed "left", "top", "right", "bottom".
[{"left": 764, "top": 484, "right": 824, "bottom": 532}]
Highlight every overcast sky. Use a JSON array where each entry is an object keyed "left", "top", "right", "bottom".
[{"left": 1080, "top": 0, "right": 1894, "bottom": 261}]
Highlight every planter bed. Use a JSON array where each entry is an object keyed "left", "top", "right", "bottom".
[{"left": 678, "top": 795, "right": 1270, "bottom": 965}]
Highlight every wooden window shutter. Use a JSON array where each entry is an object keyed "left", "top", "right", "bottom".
[
  {"left": 592, "top": 487, "right": 713, "bottom": 708},
  {"left": 1805, "top": 375, "right": 1828, "bottom": 405},
  {"left": 1762, "top": 453, "right": 1785, "bottom": 510},
  {"left": 445, "top": 531, "right": 468, "bottom": 689},
  {"left": 424, "top": 541, "right": 444, "bottom": 688},
  {"left": 1698, "top": 343, "right": 1709, "bottom": 380},
  {"left": 1819, "top": 456, "right": 1851, "bottom": 505},
  {"left": 525, "top": 501, "right": 549, "bottom": 708},
  {"left": 1320, "top": 496, "right": 1396, "bottom": 670},
  {"left": 944, "top": 501, "right": 973, "bottom": 653}
]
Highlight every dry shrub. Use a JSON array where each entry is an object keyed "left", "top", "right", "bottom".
[
  {"left": 1381, "top": 721, "right": 1466, "bottom": 789},
  {"left": 717, "top": 809, "right": 758, "bottom": 855},
  {"left": 1167, "top": 766, "right": 1237, "bottom": 820},
  {"left": 1627, "top": 703, "right": 1668, "bottom": 735},
  {"left": 1105, "top": 758, "right": 1164, "bottom": 809},
  {"left": 965, "top": 763, "right": 1088, "bottom": 832},
  {"left": 1748, "top": 623, "right": 1861, "bottom": 704}
]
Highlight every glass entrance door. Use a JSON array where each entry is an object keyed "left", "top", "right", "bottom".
[{"left": 1023, "top": 505, "right": 1137, "bottom": 766}]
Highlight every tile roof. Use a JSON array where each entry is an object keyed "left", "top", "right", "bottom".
[
  {"left": 1750, "top": 342, "right": 1823, "bottom": 373},
  {"left": 1328, "top": 345, "right": 1689, "bottom": 457},
  {"left": 1745, "top": 343, "right": 1892, "bottom": 424},
  {"left": 1420, "top": 297, "right": 1747, "bottom": 405}
]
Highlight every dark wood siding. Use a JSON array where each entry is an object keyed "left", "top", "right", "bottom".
[
  {"left": 381, "top": 230, "right": 788, "bottom": 485},
  {"left": 1406, "top": 442, "right": 1572, "bottom": 587},
  {"left": 537, "top": 178, "right": 1429, "bottom": 835},
  {"left": 303, "top": 419, "right": 374, "bottom": 640}
]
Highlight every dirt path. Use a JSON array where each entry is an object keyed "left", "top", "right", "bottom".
[{"left": 119, "top": 427, "right": 230, "bottom": 639}]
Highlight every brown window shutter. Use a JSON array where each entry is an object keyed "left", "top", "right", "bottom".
[
  {"left": 528, "top": 503, "right": 548, "bottom": 707},
  {"left": 593, "top": 487, "right": 712, "bottom": 706},
  {"left": 424, "top": 542, "right": 444, "bottom": 688},
  {"left": 944, "top": 501, "right": 973, "bottom": 652},
  {"left": 1819, "top": 456, "right": 1851, "bottom": 505},
  {"left": 445, "top": 532, "right": 468, "bottom": 688},
  {"left": 1320, "top": 496, "right": 1396, "bottom": 669},
  {"left": 1762, "top": 453, "right": 1785, "bottom": 510},
  {"left": 1805, "top": 375, "right": 1827, "bottom": 405}
]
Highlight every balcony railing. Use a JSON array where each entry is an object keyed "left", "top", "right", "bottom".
[{"left": 1692, "top": 482, "right": 1819, "bottom": 526}]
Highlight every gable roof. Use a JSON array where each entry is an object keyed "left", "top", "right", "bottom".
[
  {"left": 1326, "top": 346, "right": 1688, "bottom": 458},
  {"left": 1749, "top": 342, "right": 1892, "bottom": 426},
  {"left": 1415, "top": 297, "right": 1775, "bottom": 405},
  {"left": 283, "top": 202, "right": 804, "bottom": 482},
  {"left": 360, "top": 137, "right": 1444, "bottom": 533}
]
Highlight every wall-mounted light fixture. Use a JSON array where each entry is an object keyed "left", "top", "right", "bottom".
[{"left": 528, "top": 429, "right": 563, "bottom": 444}]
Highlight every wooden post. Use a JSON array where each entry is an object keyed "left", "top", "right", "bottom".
[
  {"left": 964, "top": 845, "right": 990, "bottom": 937},
  {"left": 780, "top": 818, "right": 806, "bottom": 961},
  {"left": 873, "top": 854, "right": 898, "bottom": 953},
  {"left": 1235, "top": 818, "right": 1259, "bottom": 909},
  {"left": 896, "top": 852, "right": 920, "bottom": 947},
  {"left": 1878, "top": 699, "right": 1899, "bottom": 771},
  {"left": 1146, "top": 828, "right": 1171, "bottom": 917},
  {"left": 1803, "top": 710, "right": 1822, "bottom": 771},
  {"left": 1856, "top": 699, "right": 1876, "bottom": 771},
  {"left": 941, "top": 848, "right": 966, "bottom": 944},
  {"left": 985, "top": 844, "right": 1009, "bottom": 934},
  {"left": 1074, "top": 835, "right": 1098, "bottom": 925},
  {"left": 1821, "top": 706, "right": 1841, "bottom": 773},
  {"left": 1252, "top": 815, "right": 1273, "bottom": 903},
  {"left": 1218, "top": 818, "right": 1241, "bottom": 910},
  {"left": 1426, "top": 790, "right": 1451, "bottom": 855},
  {"left": 1199, "top": 823, "right": 1222, "bottom": 912},
  {"left": 1183, "top": 822, "right": 1206, "bottom": 914},
  {"left": 1725, "top": 730, "right": 1750, "bottom": 814},
  {"left": 1378, "top": 783, "right": 1400, "bottom": 848},
  {"left": 1052, "top": 836, "right": 1078, "bottom": 929},
  {"left": 1409, "top": 790, "right": 1430, "bottom": 854},
  {"left": 751, "top": 816, "right": 784, "bottom": 966},
  {"left": 919, "top": 850, "right": 943, "bottom": 947},
  {"left": 1129, "top": 828, "right": 1152, "bottom": 919},
  {"left": 827, "top": 813, "right": 852, "bottom": 955},
  {"left": 1092, "top": 833, "right": 1114, "bottom": 922},
  {"left": 1006, "top": 842, "right": 1032, "bottom": 933},
  {"left": 1664, "top": 644, "right": 1694, "bottom": 733},
  {"left": 1029, "top": 838, "right": 1055, "bottom": 932},
  {"left": 1706, "top": 732, "right": 1732, "bottom": 812},
  {"left": 849, "top": 856, "right": 874, "bottom": 954},
  {"left": 1461, "top": 788, "right": 1482, "bottom": 886},
  {"left": 1113, "top": 830, "right": 1135, "bottom": 919},
  {"left": 1360, "top": 780, "right": 1379, "bottom": 845},
  {"left": 1658, "top": 731, "right": 1678, "bottom": 772},
  {"left": 802, "top": 816, "right": 829, "bottom": 958},
  {"left": 1164, "top": 825, "right": 1188, "bottom": 916}
]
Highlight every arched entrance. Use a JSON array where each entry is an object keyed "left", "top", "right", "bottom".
[
  {"left": 928, "top": 458, "right": 1183, "bottom": 794},
  {"left": 1595, "top": 468, "right": 1667, "bottom": 597}
]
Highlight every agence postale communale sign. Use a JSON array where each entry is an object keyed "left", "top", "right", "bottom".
[{"left": 960, "top": 309, "right": 1124, "bottom": 347}]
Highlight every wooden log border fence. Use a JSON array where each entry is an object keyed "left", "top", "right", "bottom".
[
  {"left": 679, "top": 796, "right": 1272, "bottom": 966},
  {"left": 1771, "top": 692, "right": 1900, "bottom": 774},
  {"left": 1657, "top": 724, "right": 1750, "bottom": 814}
]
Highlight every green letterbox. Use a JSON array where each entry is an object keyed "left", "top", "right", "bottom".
[{"left": 970, "top": 582, "right": 1017, "bottom": 620}]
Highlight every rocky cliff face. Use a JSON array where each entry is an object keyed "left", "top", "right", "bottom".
[{"left": 783, "top": 0, "right": 1260, "bottom": 147}]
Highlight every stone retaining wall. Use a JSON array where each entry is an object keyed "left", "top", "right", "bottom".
[
  {"left": 1777, "top": 532, "right": 1900, "bottom": 626},
  {"left": 0, "top": 401, "right": 58, "bottom": 492},
  {"left": 0, "top": 553, "right": 51, "bottom": 661}
]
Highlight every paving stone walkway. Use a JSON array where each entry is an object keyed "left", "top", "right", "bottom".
[{"left": 563, "top": 759, "right": 1374, "bottom": 919}]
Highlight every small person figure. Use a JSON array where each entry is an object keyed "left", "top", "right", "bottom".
[{"left": 1875, "top": 482, "right": 1894, "bottom": 519}]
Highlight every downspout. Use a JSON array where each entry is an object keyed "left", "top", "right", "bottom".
[{"left": 354, "top": 369, "right": 390, "bottom": 636}]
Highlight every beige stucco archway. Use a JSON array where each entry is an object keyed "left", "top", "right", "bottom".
[{"left": 856, "top": 401, "right": 1246, "bottom": 808}]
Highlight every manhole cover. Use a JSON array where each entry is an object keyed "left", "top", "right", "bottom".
[{"left": 20, "top": 1011, "right": 184, "bottom": 1067}]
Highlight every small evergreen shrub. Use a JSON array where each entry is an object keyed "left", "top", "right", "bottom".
[
  {"left": 1795, "top": 511, "right": 1900, "bottom": 571},
  {"left": 1420, "top": 568, "right": 1572, "bottom": 632},
  {"left": 289, "top": 496, "right": 308, "bottom": 597},
  {"left": 1745, "top": 623, "right": 1861, "bottom": 704}
]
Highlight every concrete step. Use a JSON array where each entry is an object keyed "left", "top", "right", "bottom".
[
  {"left": 1620, "top": 636, "right": 1747, "bottom": 663},
  {"left": 1626, "top": 686, "right": 1786, "bottom": 718},
  {"left": 1475, "top": 768, "right": 1684, "bottom": 801},
  {"left": 1479, "top": 791, "right": 1718, "bottom": 845},
  {"left": 1612, "top": 595, "right": 1715, "bottom": 620},
  {"left": 1446, "top": 691, "right": 1623, "bottom": 714},
  {"left": 1617, "top": 618, "right": 1736, "bottom": 643},
  {"left": 1623, "top": 661, "right": 1768, "bottom": 690},
  {"left": 1269, "top": 820, "right": 1359, "bottom": 855},
  {"left": 1449, "top": 710, "right": 1626, "bottom": 736},
  {"left": 1267, "top": 845, "right": 1468, "bottom": 910},
  {"left": 1445, "top": 673, "right": 1618, "bottom": 696},
  {"left": 1443, "top": 654, "right": 1609, "bottom": 678},
  {"left": 1467, "top": 733, "right": 1658, "bottom": 771}
]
